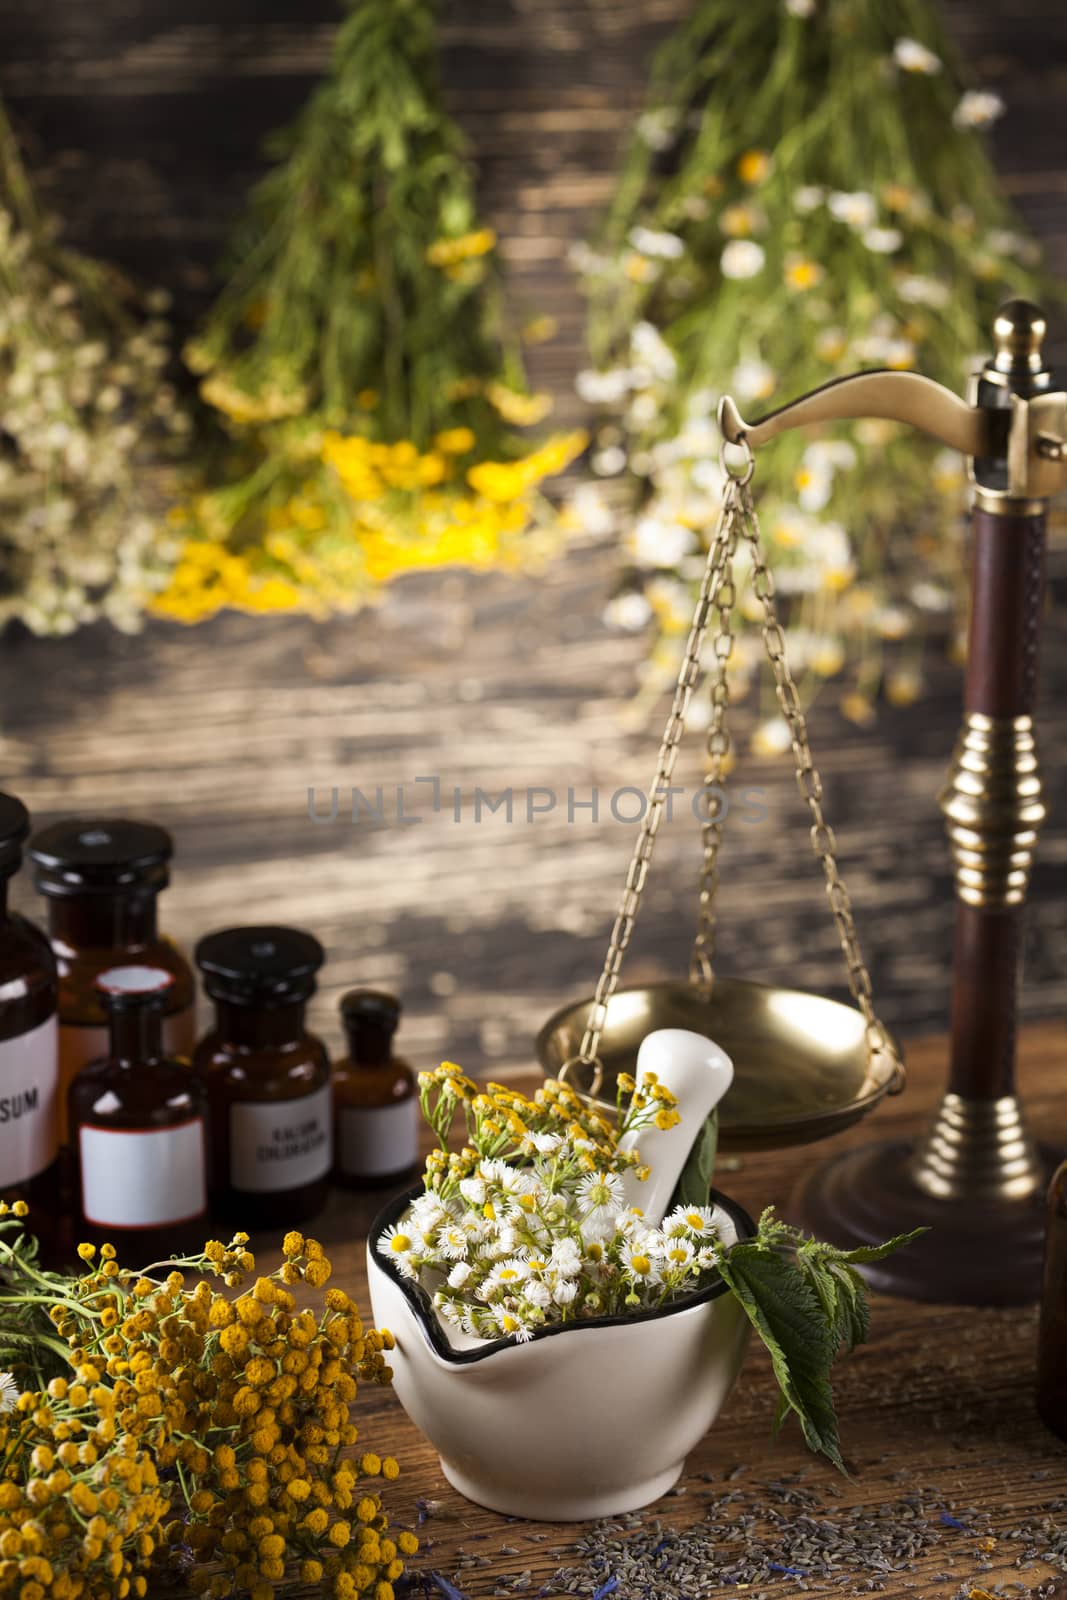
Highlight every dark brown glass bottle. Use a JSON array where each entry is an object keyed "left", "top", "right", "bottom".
[
  {"left": 0, "top": 795, "right": 60, "bottom": 1209},
  {"left": 332, "top": 991, "right": 419, "bottom": 1187},
  {"left": 1038, "top": 1157, "right": 1067, "bottom": 1441},
  {"left": 193, "top": 927, "right": 331, "bottom": 1229},
  {"left": 30, "top": 819, "right": 196, "bottom": 1149},
  {"left": 70, "top": 966, "right": 209, "bottom": 1260}
]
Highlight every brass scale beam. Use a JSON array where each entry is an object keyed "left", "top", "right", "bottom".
[{"left": 718, "top": 301, "right": 1066, "bottom": 1306}]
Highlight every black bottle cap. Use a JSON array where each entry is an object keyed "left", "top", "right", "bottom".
[
  {"left": 340, "top": 990, "right": 401, "bottom": 1028},
  {"left": 30, "top": 819, "right": 173, "bottom": 896},
  {"left": 195, "top": 926, "right": 324, "bottom": 1006},
  {"left": 96, "top": 964, "right": 174, "bottom": 1011},
  {"left": 0, "top": 793, "right": 31, "bottom": 877}
]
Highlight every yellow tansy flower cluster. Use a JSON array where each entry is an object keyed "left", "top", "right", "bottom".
[
  {"left": 152, "top": 428, "right": 586, "bottom": 625},
  {"left": 0, "top": 1207, "right": 413, "bottom": 1600},
  {"left": 413, "top": 1060, "right": 677, "bottom": 1206}
]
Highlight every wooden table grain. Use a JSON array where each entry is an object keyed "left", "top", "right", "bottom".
[{"left": 242, "top": 1022, "right": 1067, "bottom": 1600}]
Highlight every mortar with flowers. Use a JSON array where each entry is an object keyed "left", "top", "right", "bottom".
[{"left": 368, "top": 1029, "right": 917, "bottom": 1520}]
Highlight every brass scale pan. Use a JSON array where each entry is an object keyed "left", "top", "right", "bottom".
[{"left": 537, "top": 978, "right": 900, "bottom": 1151}]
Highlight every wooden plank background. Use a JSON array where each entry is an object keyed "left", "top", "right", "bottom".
[{"left": 0, "top": 0, "right": 1065, "bottom": 1080}]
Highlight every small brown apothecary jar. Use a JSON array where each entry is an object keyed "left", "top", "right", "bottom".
[
  {"left": 193, "top": 926, "right": 332, "bottom": 1229},
  {"left": 69, "top": 964, "right": 209, "bottom": 1261}
]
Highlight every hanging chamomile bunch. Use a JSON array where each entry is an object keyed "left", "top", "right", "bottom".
[
  {"left": 574, "top": 0, "right": 1048, "bottom": 740},
  {"left": 0, "top": 101, "right": 191, "bottom": 637},
  {"left": 157, "top": 0, "right": 584, "bottom": 624}
]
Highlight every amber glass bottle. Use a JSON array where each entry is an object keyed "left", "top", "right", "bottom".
[
  {"left": 332, "top": 991, "right": 418, "bottom": 1187},
  {"left": 69, "top": 966, "right": 209, "bottom": 1259},
  {"left": 0, "top": 795, "right": 60, "bottom": 1209},
  {"left": 194, "top": 927, "right": 331, "bottom": 1229},
  {"left": 1037, "top": 1158, "right": 1067, "bottom": 1441},
  {"left": 30, "top": 819, "right": 196, "bottom": 1148}
]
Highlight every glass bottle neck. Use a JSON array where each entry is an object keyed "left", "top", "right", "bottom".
[
  {"left": 343, "top": 1026, "right": 394, "bottom": 1068},
  {"left": 47, "top": 891, "right": 160, "bottom": 950},
  {"left": 212, "top": 999, "right": 308, "bottom": 1050},
  {"left": 108, "top": 1005, "right": 164, "bottom": 1068}
]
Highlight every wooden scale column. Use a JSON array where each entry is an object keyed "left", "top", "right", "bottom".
[{"left": 719, "top": 301, "right": 1063, "bottom": 1306}]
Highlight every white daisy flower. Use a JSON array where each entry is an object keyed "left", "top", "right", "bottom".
[
  {"left": 409, "top": 1194, "right": 447, "bottom": 1229},
  {"left": 631, "top": 321, "right": 678, "bottom": 382},
  {"left": 629, "top": 226, "right": 686, "bottom": 260},
  {"left": 447, "top": 1261, "right": 474, "bottom": 1289},
  {"left": 631, "top": 515, "right": 695, "bottom": 568},
  {"left": 659, "top": 1237, "right": 697, "bottom": 1272},
  {"left": 732, "top": 357, "right": 776, "bottom": 403},
  {"left": 524, "top": 1279, "right": 552, "bottom": 1310},
  {"left": 529, "top": 1131, "right": 563, "bottom": 1155},
  {"left": 570, "top": 483, "right": 614, "bottom": 537},
  {"left": 953, "top": 89, "right": 1004, "bottom": 128},
  {"left": 551, "top": 1277, "right": 579, "bottom": 1307},
  {"left": 577, "top": 1170, "right": 626, "bottom": 1225},
  {"left": 459, "top": 1176, "right": 487, "bottom": 1206},
  {"left": 863, "top": 227, "right": 902, "bottom": 254},
  {"left": 477, "top": 1159, "right": 509, "bottom": 1185},
  {"left": 486, "top": 1259, "right": 530, "bottom": 1293},
  {"left": 576, "top": 367, "right": 633, "bottom": 406},
  {"left": 720, "top": 240, "right": 766, "bottom": 280},
  {"left": 897, "top": 275, "right": 950, "bottom": 308},
  {"left": 436, "top": 1225, "right": 469, "bottom": 1261},
  {"left": 667, "top": 1203, "right": 719, "bottom": 1237},
  {"left": 0, "top": 1373, "right": 18, "bottom": 1414},
  {"left": 893, "top": 37, "right": 941, "bottom": 73},
  {"left": 604, "top": 591, "right": 653, "bottom": 632},
  {"left": 497, "top": 1311, "right": 534, "bottom": 1342},
  {"left": 794, "top": 185, "right": 825, "bottom": 213},
  {"left": 378, "top": 1222, "right": 416, "bottom": 1260},
  {"left": 592, "top": 446, "right": 627, "bottom": 477},
  {"left": 549, "top": 1238, "right": 583, "bottom": 1276},
  {"left": 636, "top": 108, "right": 679, "bottom": 152},
  {"left": 827, "top": 190, "right": 877, "bottom": 229},
  {"left": 622, "top": 1243, "right": 661, "bottom": 1284}
]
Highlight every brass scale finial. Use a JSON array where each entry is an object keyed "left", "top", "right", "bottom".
[{"left": 718, "top": 301, "right": 1066, "bottom": 1306}]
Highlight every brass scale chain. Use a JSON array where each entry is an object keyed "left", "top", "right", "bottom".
[{"left": 561, "top": 437, "right": 903, "bottom": 1098}]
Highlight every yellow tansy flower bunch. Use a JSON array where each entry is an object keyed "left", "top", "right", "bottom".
[
  {"left": 0, "top": 1206, "right": 412, "bottom": 1600},
  {"left": 413, "top": 1060, "right": 678, "bottom": 1204},
  {"left": 159, "top": 0, "right": 581, "bottom": 625},
  {"left": 577, "top": 0, "right": 1051, "bottom": 728}
]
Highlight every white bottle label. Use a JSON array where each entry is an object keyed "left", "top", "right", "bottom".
[
  {"left": 337, "top": 1099, "right": 418, "bottom": 1178},
  {"left": 0, "top": 1015, "right": 59, "bottom": 1188},
  {"left": 229, "top": 1083, "right": 332, "bottom": 1193},
  {"left": 79, "top": 1117, "right": 207, "bottom": 1228}
]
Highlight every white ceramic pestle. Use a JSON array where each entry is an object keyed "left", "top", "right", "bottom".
[{"left": 615, "top": 1028, "right": 734, "bottom": 1223}]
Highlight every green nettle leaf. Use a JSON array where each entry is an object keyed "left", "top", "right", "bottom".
[
  {"left": 668, "top": 1108, "right": 719, "bottom": 1211},
  {"left": 717, "top": 1212, "right": 924, "bottom": 1471}
]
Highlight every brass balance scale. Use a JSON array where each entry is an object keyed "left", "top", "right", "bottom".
[{"left": 538, "top": 300, "right": 1066, "bottom": 1308}]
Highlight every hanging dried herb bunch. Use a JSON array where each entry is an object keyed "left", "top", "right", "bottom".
[
  {"left": 0, "top": 102, "right": 190, "bottom": 637},
  {"left": 159, "top": 0, "right": 583, "bottom": 624},
  {"left": 574, "top": 0, "right": 1049, "bottom": 738}
]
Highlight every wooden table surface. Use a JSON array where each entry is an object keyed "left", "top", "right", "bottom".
[{"left": 245, "top": 1021, "right": 1067, "bottom": 1600}]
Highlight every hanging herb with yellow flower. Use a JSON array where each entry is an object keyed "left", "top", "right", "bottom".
[
  {"left": 0, "top": 100, "right": 190, "bottom": 638},
  {"left": 158, "top": 0, "right": 584, "bottom": 624},
  {"left": 0, "top": 1204, "right": 413, "bottom": 1600},
  {"left": 574, "top": 0, "right": 1049, "bottom": 741}
]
